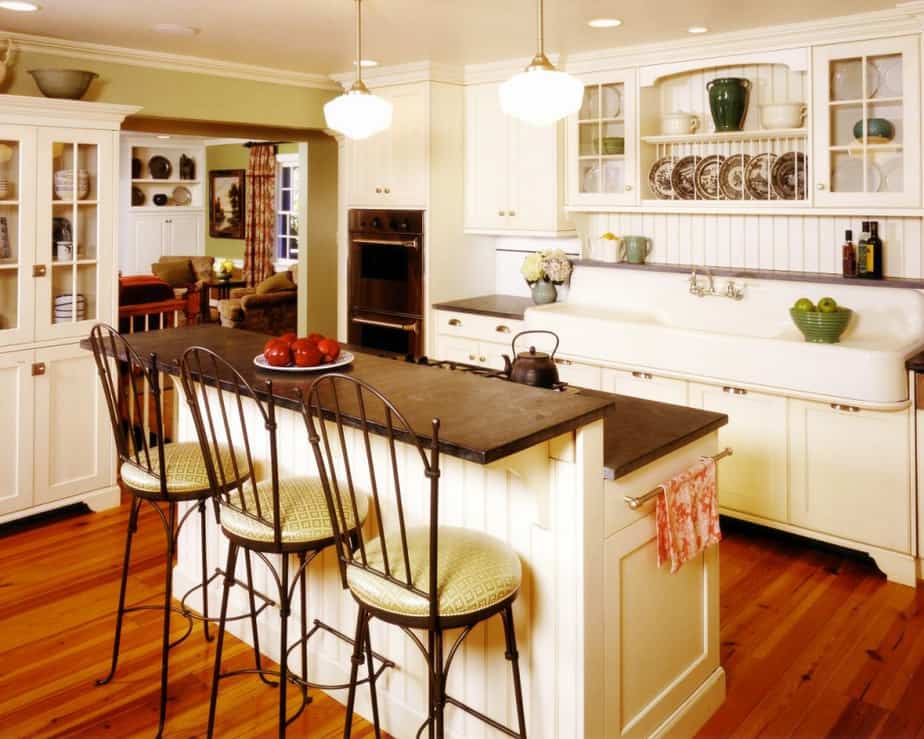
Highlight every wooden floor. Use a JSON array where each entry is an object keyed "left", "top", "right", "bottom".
[{"left": 1, "top": 505, "right": 923, "bottom": 738}]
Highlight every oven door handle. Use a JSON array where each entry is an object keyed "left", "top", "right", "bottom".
[
  {"left": 351, "top": 316, "right": 419, "bottom": 333},
  {"left": 353, "top": 238, "right": 419, "bottom": 249}
]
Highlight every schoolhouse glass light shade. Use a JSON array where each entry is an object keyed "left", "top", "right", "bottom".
[
  {"left": 499, "top": 61, "right": 584, "bottom": 126},
  {"left": 324, "top": 82, "right": 393, "bottom": 140}
]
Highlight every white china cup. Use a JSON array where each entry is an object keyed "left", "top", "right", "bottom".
[
  {"left": 759, "top": 103, "right": 807, "bottom": 130},
  {"left": 593, "top": 237, "right": 621, "bottom": 263},
  {"left": 660, "top": 112, "right": 700, "bottom": 136}
]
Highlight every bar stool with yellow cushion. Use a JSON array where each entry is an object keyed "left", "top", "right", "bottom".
[
  {"left": 178, "top": 347, "right": 391, "bottom": 739},
  {"left": 89, "top": 324, "right": 273, "bottom": 739},
  {"left": 302, "top": 374, "right": 527, "bottom": 739}
]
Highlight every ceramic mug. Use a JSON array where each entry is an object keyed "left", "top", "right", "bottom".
[
  {"left": 621, "top": 236, "right": 651, "bottom": 264},
  {"left": 759, "top": 102, "right": 807, "bottom": 129},
  {"left": 593, "top": 237, "right": 621, "bottom": 263},
  {"left": 661, "top": 112, "right": 700, "bottom": 136},
  {"left": 55, "top": 241, "right": 73, "bottom": 261}
]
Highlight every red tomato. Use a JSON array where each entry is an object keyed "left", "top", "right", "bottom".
[
  {"left": 264, "top": 342, "right": 292, "bottom": 367},
  {"left": 307, "top": 333, "right": 324, "bottom": 344},
  {"left": 279, "top": 332, "right": 298, "bottom": 348},
  {"left": 263, "top": 338, "right": 285, "bottom": 356},
  {"left": 317, "top": 338, "right": 340, "bottom": 361},
  {"left": 292, "top": 339, "right": 322, "bottom": 368}
]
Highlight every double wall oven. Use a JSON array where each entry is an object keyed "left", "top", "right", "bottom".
[{"left": 348, "top": 209, "right": 424, "bottom": 356}]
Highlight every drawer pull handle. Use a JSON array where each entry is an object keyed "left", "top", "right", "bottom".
[
  {"left": 830, "top": 403, "right": 860, "bottom": 413},
  {"left": 448, "top": 318, "right": 462, "bottom": 327},
  {"left": 479, "top": 355, "right": 487, "bottom": 363},
  {"left": 632, "top": 371, "right": 653, "bottom": 380},
  {"left": 351, "top": 316, "right": 418, "bottom": 332},
  {"left": 723, "top": 386, "right": 747, "bottom": 395},
  {"left": 469, "top": 354, "right": 477, "bottom": 361},
  {"left": 555, "top": 358, "right": 574, "bottom": 366},
  {"left": 496, "top": 324, "right": 511, "bottom": 334},
  {"left": 498, "top": 210, "right": 505, "bottom": 216}
]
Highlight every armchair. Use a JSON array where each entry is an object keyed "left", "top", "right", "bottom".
[{"left": 218, "top": 270, "right": 298, "bottom": 335}]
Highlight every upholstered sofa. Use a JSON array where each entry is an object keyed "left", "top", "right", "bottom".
[{"left": 218, "top": 270, "right": 297, "bottom": 335}]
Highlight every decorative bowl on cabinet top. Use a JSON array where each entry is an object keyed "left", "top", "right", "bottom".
[{"left": 29, "top": 69, "right": 98, "bottom": 100}]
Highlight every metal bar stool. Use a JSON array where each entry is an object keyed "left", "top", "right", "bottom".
[
  {"left": 178, "top": 347, "right": 392, "bottom": 738},
  {"left": 89, "top": 324, "right": 274, "bottom": 739},
  {"left": 301, "top": 374, "right": 528, "bottom": 739}
]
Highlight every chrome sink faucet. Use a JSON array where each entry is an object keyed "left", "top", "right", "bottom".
[{"left": 689, "top": 269, "right": 745, "bottom": 300}]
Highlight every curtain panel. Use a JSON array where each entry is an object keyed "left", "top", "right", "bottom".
[{"left": 243, "top": 144, "right": 277, "bottom": 286}]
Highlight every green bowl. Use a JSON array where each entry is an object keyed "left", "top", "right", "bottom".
[
  {"left": 603, "top": 136, "right": 625, "bottom": 155},
  {"left": 853, "top": 118, "right": 895, "bottom": 144},
  {"left": 790, "top": 307, "right": 852, "bottom": 343}
]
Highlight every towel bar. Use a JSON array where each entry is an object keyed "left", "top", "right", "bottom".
[{"left": 623, "top": 447, "right": 733, "bottom": 510}]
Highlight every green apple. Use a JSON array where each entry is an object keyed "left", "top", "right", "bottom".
[
  {"left": 793, "top": 298, "right": 816, "bottom": 312},
  {"left": 817, "top": 297, "right": 838, "bottom": 313}
]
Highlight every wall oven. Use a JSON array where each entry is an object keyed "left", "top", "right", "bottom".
[{"left": 348, "top": 209, "right": 424, "bottom": 356}]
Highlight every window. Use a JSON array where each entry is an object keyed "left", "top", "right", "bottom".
[{"left": 276, "top": 153, "right": 299, "bottom": 263}]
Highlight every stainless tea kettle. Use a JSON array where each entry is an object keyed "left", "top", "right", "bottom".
[{"left": 501, "top": 330, "right": 561, "bottom": 389}]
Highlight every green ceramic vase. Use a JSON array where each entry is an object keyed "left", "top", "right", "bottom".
[
  {"left": 707, "top": 77, "right": 751, "bottom": 132},
  {"left": 530, "top": 280, "right": 557, "bottom": 305}
]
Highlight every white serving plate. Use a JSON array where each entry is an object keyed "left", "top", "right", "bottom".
[{"left": 253, "top": 350, "right": 354, "bottom": 372}]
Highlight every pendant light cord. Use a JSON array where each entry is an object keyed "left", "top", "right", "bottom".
[
  {"left": 536, "top": 0, "right": 544, "bottom": 57},
  {"left": 355, "top": 0, "right": 363, "bottom": 85}
]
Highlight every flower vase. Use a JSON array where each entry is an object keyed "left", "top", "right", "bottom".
[{"left": 530, "top": 280, "right": 557, "bottom": 305}]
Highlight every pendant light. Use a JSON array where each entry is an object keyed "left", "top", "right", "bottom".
[
  {"left": 324, "top": 0, "right": 393, "bottom": 140},
  {"left": 499, "top": 0, "right": 583, "bottom": 126}
]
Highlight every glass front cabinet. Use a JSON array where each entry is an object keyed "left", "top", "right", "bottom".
[
  {"left": 812, "top": 36, "right": 920, "bottom": 208},
  {"left": 567, "top": 68, "right": 637, "bottom": 208}
]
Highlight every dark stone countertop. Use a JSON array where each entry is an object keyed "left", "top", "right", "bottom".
[
  {"left": 432, "top": 295, "right": 533, "bottom": 321},
  {"left": 83, "top": 326, "right": 727, "bottom": 479}
]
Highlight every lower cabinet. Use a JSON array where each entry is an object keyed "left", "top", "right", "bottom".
[
  {"left": 602, "top": 368, "right": 688, "bottom": 405},
  {"left": 0, "top": 342, "right": 114, "bottom": 518},
  {"left": 789, "top": 399, "right": 913, "bottom": 553},
  {"left": 554, "top": 358, "right": 602, "bottom": 389},
  {"left": 689, "top": 382, "right": 789, "bottom": 522},
  {"left": 436, "top": 335, "right": 509, "bottom": 371}
]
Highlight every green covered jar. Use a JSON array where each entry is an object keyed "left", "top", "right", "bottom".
[{"left": 707, "top": 77, "right": 751, "bottom": 132}]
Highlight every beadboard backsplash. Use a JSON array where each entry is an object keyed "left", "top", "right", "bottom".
[{"left": 575, "top": 213, "right": 924, "bottom": 279}]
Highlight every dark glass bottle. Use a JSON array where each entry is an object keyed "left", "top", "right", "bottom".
[
  {"left": 857, "top": 221, "right": 871, "bottom": 277},
  {"left": 842, "top": 229, "right": 856, "bottom": 277},
  {"left": 866, "top": 221, "right": 883, "bottom": 279}
]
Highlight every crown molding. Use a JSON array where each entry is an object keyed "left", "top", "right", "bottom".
[
  {"left": 564, "top": 4, "right": 924, "bottom": 75},
  {"left": 0, "top": 92, "right": 139, "bottom": 129},
  {"left": 0, "top": 29, "right": 340, "bottom": 91},
  {"left": 330, "top": 60, "right": 464, "bottom": 88}
]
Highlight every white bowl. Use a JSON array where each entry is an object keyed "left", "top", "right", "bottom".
[
  {"left": 53, "top": 169, "right": 90, "bottom": 199},
  {"left": 760, "top": 103, "right": 806, "bottom": 130}
]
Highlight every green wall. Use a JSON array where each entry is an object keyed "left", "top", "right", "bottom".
[
  {"left": 204, "top": 143, "right": 297, "bottom": 260},
  {"left": 3, "top": 50, "right": 335, "bottom": 129}
]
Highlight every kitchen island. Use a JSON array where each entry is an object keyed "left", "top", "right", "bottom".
[{"left": 90, "top": 325, "right": 728, "bottom": 738}]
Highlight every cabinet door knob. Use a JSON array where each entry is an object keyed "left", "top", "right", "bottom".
[
  {"left": 31, "top": 362, "right": 46, "bottom": 376},
  {"left": 32, "top": 264, "right": 47, "bottom": 277},
  {"left": 376, "top": 187, "right": 383, "bottom": 193},
  {"left": 448, "top": 318, "right": 462, "bottom": 327},
  {"left": 498, "top": 210, "right": 505, "bottom": 216},
  {"left": 625, "top": 185, "right": 632, "bottom": 192},
  {"left": 479, "top": 355, "right": 487, "bottom": 363},
  {"left": 468, "top": 353, "right": 477, "bottom": 361},
  {"left": 816, "top": 183, "right": 826, "bottom": 191},
  {"left": 508, "top": 210, "right": 516, "bottom": 217},
  {"left": 384, "top": 187, "right": 391, "bottom": 194}
]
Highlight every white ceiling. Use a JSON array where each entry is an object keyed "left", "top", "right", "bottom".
[{"left": 0, "top": 0, "right": 898, "bottom": 75}]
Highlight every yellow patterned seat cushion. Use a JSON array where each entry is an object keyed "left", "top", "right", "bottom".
[
  {"left": 220, "top": 477, "right": 368, "bottom": 545},
  {"left": 120, "top": 442, "right": 243, "bottom": 497},
  {"left": 346, "top": 527, "right": 522, "bottom": 619}
]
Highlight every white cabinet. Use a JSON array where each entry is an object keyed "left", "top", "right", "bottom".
[
  {"left": 347, "top": 83, "right": 428, "bottom": 208},
  {"left": 554, "top": 358, "right": 602, "bottom": 389},
  {"left": 0, "top": 95, "right": 132, "bottom": 523},
  {"left": 464, "top": 82, "right": 572, "bottom": 235},
  {"left": 689, "top": 382, "right": 789, "bottom": 522},
  {"left": 602, "top": 367, "right": 687, "bottom": 405},
  {"left": 129, "top": 212, "right": 204, "bottom": 273},
  {"left": 437, "top": 334, "right": 509, "bottom": 371},
  {"left": 812, "top": 36, "right": 920, "bottom": 208},
  {"left": 567, "top": 68, "right": 638, "bottom": 208},
  {"left": 0, "top": 350, "right": 34, "bottom": 516},
  {"left": 789, "top": 399, "right": 913, "bottom": 553}
]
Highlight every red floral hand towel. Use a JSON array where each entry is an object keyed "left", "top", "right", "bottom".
[{"left": 656, "top": 458, "right": 722, "bottom": 573}]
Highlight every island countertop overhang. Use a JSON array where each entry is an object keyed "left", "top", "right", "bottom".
[{"left": 82, "top": 325, "right": 727, "bottom": 475}]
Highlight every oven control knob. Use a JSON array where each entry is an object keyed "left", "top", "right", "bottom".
[
  {"left": 399, "top": 219, "right": 409, "bottom": 231},
  {"left": 370, "top": 217, "right": 382, "bottom": 229}
]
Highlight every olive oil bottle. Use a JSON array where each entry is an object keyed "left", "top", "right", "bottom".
[
  {"left": 857, "top": 221, "right": 871, "bottom": 278},
  {"left": 865, "top": 221, "right": 883, "bottom": 279}
]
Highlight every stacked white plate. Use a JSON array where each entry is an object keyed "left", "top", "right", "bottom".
[
  {"left": 0, "top": 177, "right": 10, "bottom": 200},
  {"left": 53, "top": 169, "right": 90, "bottom": 200},
  {"left": 54, "top": 293, "right": 87, "bottom": 323}
]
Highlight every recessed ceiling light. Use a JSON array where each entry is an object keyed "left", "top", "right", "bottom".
[
  {"left": 150, "top": 23, "right": 200, "bottom": 37},
  {"left": 353, "top": 59, "right": 378, "bottom": 68},
  {"left": 687, "top": 26, "right": 709, "bottom": 34},
  {"left": 0, "top": 1, "right": 41, "bottom": 11},
  {"left": 588, "top": 18, "right": 622, "bottom": 28}
]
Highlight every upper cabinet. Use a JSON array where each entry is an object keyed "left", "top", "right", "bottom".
[
  {"left": 567, "top": 68, "right": 637, "bottom": 208},
  {"left": 464, "top": 82, "right": 573, "bottom": 235},
  {"left": 346, "top": 83, "right": 428, "bottom": 208},
  {"left": 812, "top": 36, "right": 920, "bottom": 208}
]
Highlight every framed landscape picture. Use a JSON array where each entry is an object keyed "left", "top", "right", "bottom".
[{"left": 209, "top": 169, "right": 246, "bottom": 239}]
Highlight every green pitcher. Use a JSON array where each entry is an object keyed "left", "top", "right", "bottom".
[{"left": 707, "top": 77, "right": 751, "bottom": 132}]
